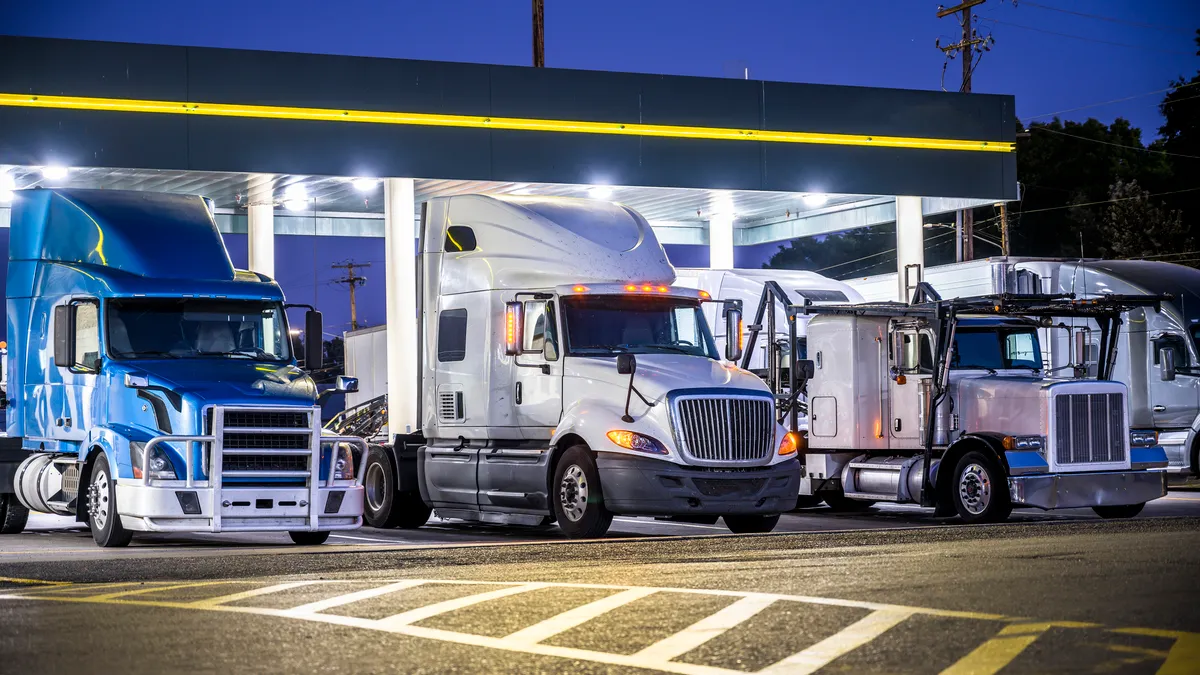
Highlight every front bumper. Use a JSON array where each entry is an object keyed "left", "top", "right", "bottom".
[
  {"left": 1008, "top": 470, "right": 1167, "bottom": 510},
  {"left": 116, "top": 482, "right": 364, "bottom": 532},
  {"left": 597, "top": 453, "right": 800, "bottom": 516}
]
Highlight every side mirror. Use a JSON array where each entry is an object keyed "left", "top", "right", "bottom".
[
  {"left": 543, "top": 337, "right": 559, "bottom": 362},
  {"left": 616, "top": 353, "right": 636, "bottom": 375},
  {"left": 795, "top": 359, "right": 816, "bottom": 381},
  {"left": 53, "top": 305, "right": 75, "bottom": 369},
  {"left": 504, "top": 302, "right": 524, "bottom": 356},
  {"left": 335, "top": 375, "right": 359, "bottom": 393},
  {"left": 305, "top": 309, "right": 324, "bottom": 370},
  {"left": 724, "top": 305, "right": 743, "bottom": 362},
  {"left": 1160, "top": 347, "right": 1177, "bottom": 382}
]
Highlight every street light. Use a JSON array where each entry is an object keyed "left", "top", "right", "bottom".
[{"left": 41, "top": 166, "right": 69, "bottom": 181}]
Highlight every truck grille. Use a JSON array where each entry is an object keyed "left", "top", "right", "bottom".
[
  {"left": 675, "top": 396, "right": 774, "bottom": 463},
  {"left": 223, "top": 433, "right": 310, "bottom": 450},
  {"left": 222, "top": 410, "right": 310, "bottom": 429},
  {"left": 1054, "top": 393, "right": 1126, "bottom": 465},
  {"left": 224, "top": 455, "right": 310, "bottom": 472}
]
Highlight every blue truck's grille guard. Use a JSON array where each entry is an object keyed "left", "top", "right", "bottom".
[{"left": 139, "top": 404, "right": 367, "bottom": 532}]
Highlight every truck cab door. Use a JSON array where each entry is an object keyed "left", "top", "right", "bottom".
[
  {"left": 887, "top": 329, "right": 930, "bottom": 445},
  {"left": 511, "top": 300, "right": 564, "bottom": 436},
  {"left": 55, "top": 299, "right": 102, "bottom": 445},
  {"left": 1150, "top": 333, "right": 1199, "bottom": 428}
]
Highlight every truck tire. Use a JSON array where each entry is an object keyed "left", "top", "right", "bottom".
[
  {"left": 87, "top": 453, "right": 133, "bottom": 548},
  {"left": 949, "top": 450, "right": 1012, "bottom": 524},
  {"left": 551, "top": 446, "right": 613, "bottom": 539},
  {"left": 1092, "top": 503, "right": 1145, "bottom": 519},
  {"left": 0, "top": 494, "right": 30, "bottom": 534},
  {"left": 289, "top": 531, "right": 331, "bottom": 545},
  {"left": 362, "top": 446, "right": 432, "bottom": 529},
  {"left": 822, "top": 493, "right": 876, "bottom": 512},
  {"left": 723, "top": 514, "right": 781, "bottom": 534}
]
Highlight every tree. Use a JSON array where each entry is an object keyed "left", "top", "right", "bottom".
[
  {"left": 1152, "top": 29, "right": 1200, "bottom": 231},
  {"left": 1098, "top": 179, "right": 1189, "bottom": 261}
]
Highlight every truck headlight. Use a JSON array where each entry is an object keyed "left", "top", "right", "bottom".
[
  {"left": 130, "top": 441, "right": 179, "bottom": 480},
  {"left": 606, "top": 430, "right": 669, "bottom": 455},
  {"left": 1002, "top": 435, "right": 1044, "bottom": 451},
  {"left": 333, "top": 443, "right": 357, "bottom": 480},
  {"left": 1130, "top": 430, "right": 1159, "bottom": 448},
  {"left": 778, "top": 431, "right": 802, "bottom": 456}
]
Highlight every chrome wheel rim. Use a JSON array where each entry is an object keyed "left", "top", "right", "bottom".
[
  {"left": 365, "top": 462, "right": 386, "bottom": 511},
  {"left": 559, "top": 465, "right": 589, "bottom": 522},
  {"left": 88, "top": 467, "right": 111, "bottom": 530},
  {"left": 958, "top": 463, "right": 992, "bottom": 515}
]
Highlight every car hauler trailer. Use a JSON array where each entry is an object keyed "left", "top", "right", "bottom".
[
  {"left": 0, "top": 189, "right": 366, "bottom": 546},
  {"left": 349, "top": 195, "right": 801, "bottom": 537},
  {"left": 748, "top": 286, "right": 1170, "bottom": 521},
  {"left": 850, "top": 258, "right": 1200, "bottom": 483}
]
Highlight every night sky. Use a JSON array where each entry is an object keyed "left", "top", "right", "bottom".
[{"left": 3, "top": 0, "right": 1196, "bottom": 136}]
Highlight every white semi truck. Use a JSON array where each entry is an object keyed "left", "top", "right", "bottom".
[
  {"left": 346, "top": 195, "right": 802, "bottom": 538},
  {"left": 674, "top": 269, "right": 862, "bottom": 374},
  {"left": 754, "top": 288, "right": 1169, "bottom": 521},
  {"left": 850, "top": 258, "right": 1200, "bottom": 483}
]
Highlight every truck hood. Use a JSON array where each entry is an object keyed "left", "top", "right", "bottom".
[
  {"left": 110, "top": 360, "right": 317, "bottom": 407},
  {"left": 564, "top": 354, "right": 769, "bottom": 402},
  {"left": 953, "top": 373, "right": 1127, "bottom": 437}
]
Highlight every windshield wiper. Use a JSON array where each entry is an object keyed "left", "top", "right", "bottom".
[
  {"left": 642, "top": 343, "right": 695, "bottom": 354},
  {"left": 954, "top": 364, "right": 998, "bottom": 375},
  {"left": 122, "top": 350, "right": 181, "bottom": 359},
  {"left": 1007, "top": 364, "right": 1042, "bottom": 373},
  {"left": 190, "top": 350, "right": 254, "bottom": 359}
]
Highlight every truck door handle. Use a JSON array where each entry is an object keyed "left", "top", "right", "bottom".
[
  {"left": 515, "top": 381, "right": 523, "bottom": 405},
  {"left": 1153, "top": 405, "right": 1166, "bottom": 412}
]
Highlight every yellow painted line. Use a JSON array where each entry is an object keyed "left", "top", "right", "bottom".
[
  {"left": 0, "top": 92, "right": 1015, "bottom": 154},
  {"left": 940, "top": 621, "right": 1096, "bottom": 675},
  {"left": 85, "top": 580, "right": 237, "bottom": 601},
  {"left": 0, "top": 576, "right": 71, "bottom": 586},
  {"left": 761, "top": 608, "right": 914, "bottom": 674},
  {"left": 1112, "top": 628, "right": 1200, "bottom": 675}
]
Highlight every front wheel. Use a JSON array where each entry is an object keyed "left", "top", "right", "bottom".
[
  {"left": 362, "top": 446, "right": 432, "bottom": 529},
  {"left": 551, "top": 446, "right": 613, "bottom": 539},
  {"left": 723, "top": 514, "right": 781, "bottom": 534},
  {"left": 949, "top": 451, "right": 1012, "bottom": 524},
  {"left": 87, "top": 454, "right": 133, "bottom": 548},
  {"left": 289, "top": 531, "right": 331, "bottom": 545},
  {"left": 0, "top": 494, "right": 30, "bottom": 534},
  {"left": 1092, "top": 503, "right": 1145, "bottom": 519}
]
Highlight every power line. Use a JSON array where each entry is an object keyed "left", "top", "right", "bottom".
[
  {"left": 1015, "top": 186, "right": 1200, "bottom": 216},
  {"left": 1013, "top": 1, "right": 1195, "bottom": 36},
  {"left": 1023, "top": 81, "right": 1200, "bottom": 121},
  {"left": 331, "top": 260, "right": 371, "bottom": 331},
  {"left": 977, "top": 17, "right": 1194, "bottom": 55},
  {"left": 1030, "top": 125, "right": 1200, "bottom": 160},
  {"left": 816, "top": 229, "right": 958, "bottom": 273}
]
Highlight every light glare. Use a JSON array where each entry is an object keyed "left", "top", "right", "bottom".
[
  {"left": 352, "top": 178, "right": 378, "bottom": 192},
  {"left": 41, "top": 166, "right": 69, "bottom": 181},
  {"left": 802, "top": 193, "right": 829, "bottom": 208},
  {"left": 588, "top": 185, "right": 613, "bottom": 199}
]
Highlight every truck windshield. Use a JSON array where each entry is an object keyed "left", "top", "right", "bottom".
[
  {"left": 561, "top": 295, "right": 720, "bottom": 359},
  {"left": 106, "top": 299, "right": 291, "bottom": 362},
  {"left": 951, "top": 328, "right": 1042, "bottom": 371}
]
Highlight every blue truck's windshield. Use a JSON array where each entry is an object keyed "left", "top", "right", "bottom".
[
  {"left": 107, "top": 299, "right": 291, "bottom": 362},
  {"left": 561, "top": 295, "right": 720, "bottom": 359},
  {"left": 951, "top": 328, "right": 1042, "bottom": 371}
]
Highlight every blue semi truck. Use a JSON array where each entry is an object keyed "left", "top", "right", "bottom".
[{"left": 0, "top": 188, "right": 366, "bottom": 546}]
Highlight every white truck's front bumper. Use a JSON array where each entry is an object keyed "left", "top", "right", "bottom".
[
  {"left": 1008, "top": 470, "right": 1167, "bottom": 510},
  {"left": 116, "top": 482, "right": 364, "bottom": 532}
]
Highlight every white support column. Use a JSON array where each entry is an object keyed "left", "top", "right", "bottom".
[
  {"left": 895, "top": 196, "right": 924, "bottom": 303},
  {"left": 384, "top": 178, "right": 418, "bottom": 436},
  {"left": 247, "top": 205, "right": 275, "bottom": 278},
  {"left": 708, "top": 215, "right": 735, "bottom": 269}
]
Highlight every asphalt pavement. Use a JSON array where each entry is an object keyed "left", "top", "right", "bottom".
[{"left": 1, "top": 499, "right": 1198, "bottom": 674}]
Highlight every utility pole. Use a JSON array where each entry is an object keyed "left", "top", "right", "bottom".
[
  {"left": 532, "top": 0, "right": 545, "bottom": 67},
  {"left": 332, "top": 260, "right": 370, "bottom": 331},
  {"left": 996, "top": 201, "right": 1010, "bottom": 256},
  {"left": 937, "top": 0, "right": 993, "bottom": 261}
]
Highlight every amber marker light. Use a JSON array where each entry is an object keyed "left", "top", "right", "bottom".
[
  {"left": 778, "top": 431, "right": 802, "bottom": 456},
  {"left": 572, "top": 285, "right": 588, "bottom": 293}
]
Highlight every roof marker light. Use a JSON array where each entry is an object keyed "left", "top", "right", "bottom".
[
  {"left": 657, "top": 286, "right": 668, "bottom": 293},
  {"left": 572, "top": 285, "right": 588, "bottom": 293},
  {"left": 699, "top": 290, "right": 711, "bottom": 299},
  {"left": 625, "top": 285, "right": 637, "bottom": 292}
]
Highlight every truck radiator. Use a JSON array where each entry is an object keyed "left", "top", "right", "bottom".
[
  {"left": 206, "top": 408, "right": 317, "bottom": 485},
  {"left": 674, "top": 396, "right": 773, "bottom": 463},
  {"left": 1053, "top": 393, "right": 1126, "bottom": 465}
]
